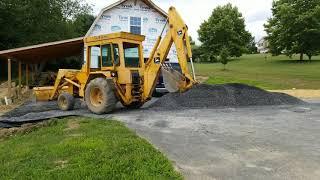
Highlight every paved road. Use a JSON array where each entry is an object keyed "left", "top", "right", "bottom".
[
  {"left": 1, "top": 100, "right": 320, "bottom": 179},
  {"left": 110, "top": 102, "right": 320, "bottom": 180}
]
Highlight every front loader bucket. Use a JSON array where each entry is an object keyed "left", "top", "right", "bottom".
[
  {"left": 161, "top": 66, "right": 185, "bottom": 93},
  {"left": 33, "top": 86, "right": 71, "bottom": 101},
  {"left": 33, "top": 69, "right": 80, "bottom": 101},
  {"left": 33, "top": 86, "right": 55, "bottom": 101}
]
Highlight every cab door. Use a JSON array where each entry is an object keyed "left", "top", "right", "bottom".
[{"left": 101, "top": 44, "right": 114, "bottom": 70}]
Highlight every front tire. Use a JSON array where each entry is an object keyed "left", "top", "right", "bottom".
[
  {"left": 85, "top": 78, "right": 117, "bottom": 114},
  {"left": 58, "top": 93, "right": 75, "bottom": 111}
]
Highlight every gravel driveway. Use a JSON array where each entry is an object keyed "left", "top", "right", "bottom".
[{"left": 1, "top": 100, "right": 320, "bottom": 179}]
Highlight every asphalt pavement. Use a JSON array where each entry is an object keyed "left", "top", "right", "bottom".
[{"left": 111, "top": 100, "right": 320, "bottom": 180}]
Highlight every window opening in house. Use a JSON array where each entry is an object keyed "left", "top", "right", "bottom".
[{"left": 130, "top": 17, "right": 142, "bottom": 35}]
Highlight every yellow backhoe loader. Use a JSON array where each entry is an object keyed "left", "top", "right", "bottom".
[{"left": 34, "top": 7, "right": 197, "bottom": 114}]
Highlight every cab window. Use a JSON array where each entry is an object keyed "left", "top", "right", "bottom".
[
  {"left": 113, "top": 44, "right": 120, "bottom": 66},
  {"left": 101, "top": 44, "right": 112, "bottom": 67},
  {"left": 90, "top": 46, "right": 101, "bottom": 69},
  {"left": 123, "top": 42, "right": 140, "bottom": 67}
]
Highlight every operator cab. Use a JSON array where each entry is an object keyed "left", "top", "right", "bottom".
[
  {"left": 84, "top": 32, "right": 145, "bottom": 72},
  {"left": 84, "top": 32, "right": 146, "bottom": 105}
]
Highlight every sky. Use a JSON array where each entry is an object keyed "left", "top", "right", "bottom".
[{"left": 85, "top": 0, "right": 274, "bottom": 44}]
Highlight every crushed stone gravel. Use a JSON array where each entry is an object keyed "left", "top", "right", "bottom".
[
  {"left": 0, "top": 83, "right": 306, "bottom": 126},
  {"left": 150, "top": 83, "right": 305, "bottom": 110}
]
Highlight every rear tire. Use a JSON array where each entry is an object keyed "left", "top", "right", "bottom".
[
  {"left": 85, "top": 78, "right": 117, "bottom": 114},
  {"left": 58, "top": 93, "right": 75, "bottom": 111}
]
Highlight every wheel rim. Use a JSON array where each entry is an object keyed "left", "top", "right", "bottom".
[
  {"left": 58, "top": 96, "right": 67, "bottom": 109},
  {"left": 90, "top": 87, "right": 103, "bottom": 107}
]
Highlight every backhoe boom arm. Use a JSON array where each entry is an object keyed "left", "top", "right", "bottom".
[{"left": 143, "top": 7, "right": 196, "bottom": 100}]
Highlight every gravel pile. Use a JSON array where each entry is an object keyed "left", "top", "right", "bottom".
[{"left": 150, "top": 83, "right": 305, "bottom": 110}]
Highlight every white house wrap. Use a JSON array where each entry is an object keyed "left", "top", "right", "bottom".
[{"left": 85, "top": 0, "right": 178, "bottom": 68}]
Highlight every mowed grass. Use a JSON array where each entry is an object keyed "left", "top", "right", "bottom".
[
  {"left": 195, "top": 54, "right": 320, "bottom": 90},
  {"left": 0, "top": 117, "right": 182, "bottom": 179}
]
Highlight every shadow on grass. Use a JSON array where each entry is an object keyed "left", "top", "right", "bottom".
[
  {"left": 219, "top": 68, "right": 232, "bottom": 72},
  {"left": 272, "top": 59, "right": 320, "bottom": 64},
  {"left": 194, "top": 58, "right": 241, "bottom": 64}
]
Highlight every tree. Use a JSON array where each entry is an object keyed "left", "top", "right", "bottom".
[
  {"left": 246, "top": 36, "right": 258, "bottom": 54},
  {"left": 219, "top": 47, "right": 229, "bottom": 70},
  {"left": 189, "top": 36, "right": 202, "bottom": 62},
  {"left": 0, "top": 0, "right": 93, "bottom": 50},
  {"left": 265, "top": 0, "right": 320, "bottom": 61},
  {"left": 72, "top": 13, "right": 95, "bottom": 37},
  {"left": 198, "top": 3, "right": 251, "bottom": 60},
  {"left": 0, "top": 0, "right": 94, "bottom": 77}
]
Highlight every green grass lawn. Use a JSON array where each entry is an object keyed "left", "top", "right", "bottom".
[
  {"left": 0, "top": 117, "right": 182, "bottom": 179},
  {"left": 195, "top": 54, "right": 320, "bottom": 90}
]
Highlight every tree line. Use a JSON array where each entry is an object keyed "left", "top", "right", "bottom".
[
  {"left": 193, "top": 3, "right": 257, "bottom": 66},
  {"left": 1, "top": 0, "right": 319, "bottom": 75},
  {"left": 265, "top": 0, "right": 320, "bottom": 61},
  {"left": 194, "top": 0, "right": 320, "bottom": 68},
  {"left": 0, "top": 0, "right": 95, "bottom": 78},
  {"left": 0, "top": 0, "right": 94, "bottom": 50}
]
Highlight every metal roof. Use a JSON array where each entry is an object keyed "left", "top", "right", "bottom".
[{"left": 0, "top": 37, "right": 84, "bottom": 63}]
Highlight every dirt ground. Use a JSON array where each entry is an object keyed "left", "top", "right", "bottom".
[
  {"left": 0, "top": 88, "right": 7, "bottom": 98},
  {"left": 0, "top": 90, "right": 33, "bottom": 117},
  {"left": 0, "top": 120, "right": 56, "bottom": 139},
  {"left": 271, "top": 89, "right": 320, "bottom": 99},
  {"left": 196, "top": 75, "right": 209, "bottom": 83}
]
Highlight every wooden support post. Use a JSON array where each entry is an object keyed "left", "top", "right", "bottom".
[
  {"left": 35, "top": 64, "right": 38, "bottom": 75},
  {"left": 31, "top": 64, "right": 35, "bottom": 82},
  {"left": 26, "top": 64, "right": 29, "bottom": 89},
  {"left": 7, "top": 58, "right": 12, "bottom": 98},
  {"left": 18, "top": 60, "right": 22, "bottom": 96}
]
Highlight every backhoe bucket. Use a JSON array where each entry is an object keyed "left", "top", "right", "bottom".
[{"left": 161, "top": 66, "right": 185, "bottom": 93}]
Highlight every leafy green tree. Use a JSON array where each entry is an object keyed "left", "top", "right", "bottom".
[
  {"left": 219, "top": 47, "right": 229, "bottom": 70},
  {"left": 246, "top": 36, "right": 258, "bottom": 54},
  {"left": 198, "top": 3, "right": 251, "bottom": 60},
  {"left": 189, "top": 36, "right": 202, "bottom": 62},
  {"left": 0, "top": 0, "right": 93, "bottom": 50},
  {"left": 265, "top": 0, "right": 320, "bottom": 61},
  {"left": 72, "top": 13, "right": 96, "bottom": 37},
  {"left": 0, "top": 0, "right": 94, "bottom": 79},
  {"left": 192, "top": 46, "right": 202, "bottom": 63}
]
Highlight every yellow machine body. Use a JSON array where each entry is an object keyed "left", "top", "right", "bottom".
[{"left": 34, "top": 7, "right": 196, "bottom": 113}]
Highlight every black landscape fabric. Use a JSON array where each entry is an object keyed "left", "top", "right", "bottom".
[{"left": 150, "top": 83, "right": 305, "bottom": 110}]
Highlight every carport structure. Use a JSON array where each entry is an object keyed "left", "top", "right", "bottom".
[{"left": 0, "top": 37, "right": 84, "bottom": 99}]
